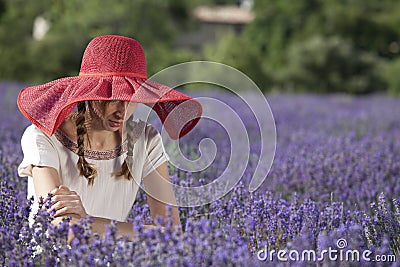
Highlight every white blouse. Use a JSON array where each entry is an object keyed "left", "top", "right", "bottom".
[{"left": 18, "top": 121, "right": 168, "bottom": 223}]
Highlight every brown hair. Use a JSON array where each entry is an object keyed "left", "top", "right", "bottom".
[
  {"left": 75, "top": 101, "right": 134, "bottom": 185},
  {"left": 115, "top": 118, "right": 135, "bottom": 180}
]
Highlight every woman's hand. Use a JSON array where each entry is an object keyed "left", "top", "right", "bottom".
[{"left": 49, "top": 185, "right": 88, "bottom": 219}]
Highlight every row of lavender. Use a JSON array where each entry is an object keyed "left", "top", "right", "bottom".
[{"left": 1, "top": 83, "right": 399, "bottom": 266}]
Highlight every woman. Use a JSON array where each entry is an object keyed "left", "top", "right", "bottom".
[{"left": 17, "top": 35, "right": 202, "bottom": 241}]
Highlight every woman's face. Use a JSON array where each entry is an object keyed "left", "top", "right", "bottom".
[{"left": 89, "top": 101, "right": 138, "bottom": 131}]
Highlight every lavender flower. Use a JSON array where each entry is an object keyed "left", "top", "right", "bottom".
[{"left": 0, "top": 83, "right": 399, "bottom": 265}]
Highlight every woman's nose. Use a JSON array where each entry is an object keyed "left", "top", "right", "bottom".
[{"left": 115, "top": 102, "right": 127, "bottom": 117}]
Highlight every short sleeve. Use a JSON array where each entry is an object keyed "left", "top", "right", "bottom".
[
  {"left": 142, "top": 125, "right": 168, "bottom": 178},
  {"left": 18, "top": 125, "right": 60, "bottom": 177}
]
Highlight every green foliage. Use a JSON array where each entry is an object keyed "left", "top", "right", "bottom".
[
  {"left": 380, "top": 57, "right": 400, "bottom": 95},
  {"left": 0, "top": 0, "right": 5, "bottom": 18},
  {"left": 320, "top": 0, "right": 400, "bottom": 58},
  {"left": 244, "top": 0, "right": 324, "bottom": 70},
  {"left": 246, "top": 0, "right": 400, "bottom": 68},
  {"left": 218, "top": 0, "right": 400, "bottom": 93},
  {"left": 0, "top": 0, "right": 192, "bottom": 83},
  {"left": 2, "top": 0, "right": 400, "bottom": 94},
  {"left": 276, "top": 36, "right": 385, "bottom": 94},
  {"left": 0, "top": 0, "right": 46, "bottom": 81},
  {"left": 203, "top": 31, "right": 271, "bottom": 90}
]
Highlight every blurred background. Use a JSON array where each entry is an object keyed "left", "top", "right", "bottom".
[{"left": 1, "top": 0, "right": 400, "bottom": 95}]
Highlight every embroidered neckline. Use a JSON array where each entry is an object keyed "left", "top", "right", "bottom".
[{"left": 54, "top": 129, "right": 128, "bottom": 160}]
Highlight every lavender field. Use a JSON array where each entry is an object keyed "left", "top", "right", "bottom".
[{"left": 1, "top": 82, "right": 399, "bottom": 266}]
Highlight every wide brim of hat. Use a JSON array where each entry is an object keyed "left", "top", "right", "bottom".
[{"left": 17, "top": 75, "right": 202, "bottom": 139}]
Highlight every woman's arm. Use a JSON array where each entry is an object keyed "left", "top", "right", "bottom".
[
  {"left": 32, "top": 166, "right": 139, "bottom": 243},
  {"left": 32, "top": 166, "right": 61, "bottom": 198},
  {"left": 143, "top": 162, "right": 182, "bottom": 230}
]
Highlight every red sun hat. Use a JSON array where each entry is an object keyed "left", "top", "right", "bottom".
[{"left": 17, "top": 35, "right": 202, "bottom": 139}]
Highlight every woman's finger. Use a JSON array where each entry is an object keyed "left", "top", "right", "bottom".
[
  {"left": 52, "top": 201, "right": 85, "bottom": 217},
  {"left": 54, "top": 206, "right": 73, "bottom": 218},
  {"left": 51, "top": 194, "right": 80, "bottom": 205},
  {"left": 51, "top": 198, "right": 82, "bottom": 209},
  {"left": 51, "top": 189, "right": 78, "bottom": 198},
  {"left": 54, "top": 205, "right": 86, "bottom": 218},
  {"left": 50, "top": 185, "right": 75, "bottom": 195},
  {"left": 49, "top": 200, "right": 77, "bottom": 212},
  {"left": 58, "top": 185, "right": 70, "bottom": 191},
  {"left": 50, "top": 186, "right": 69, "bottom": 196},
  {"left": 49, "top": 198, "right": 87, "bottom": 217}
]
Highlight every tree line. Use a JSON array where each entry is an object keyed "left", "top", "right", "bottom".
[{"left": 1, "top": 0, "right": 400, "bottom": 94}]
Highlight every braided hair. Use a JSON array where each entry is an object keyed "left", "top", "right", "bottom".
[
  {"left": 116, "top": 117, "right": 135, "bottom": 180},
  {"left": 76, "top": 101, "right": 97, "bottom": 185}
]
